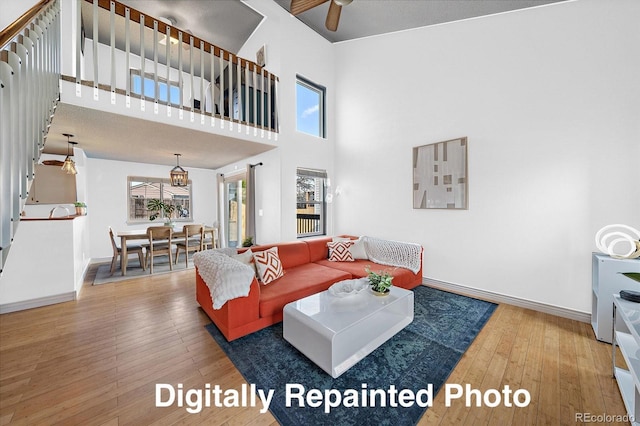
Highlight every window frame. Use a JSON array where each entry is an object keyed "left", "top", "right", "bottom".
[
  {"left": 295, "top": 75, "right": 326, "bottom": 139},
  {"left": 130, "top": 69, "right": 181, "bottom": 106},
  {"left": 127, "top": 176, "right": 193, "bottom": 223},
  {"left": 296, "top": 168, "right": 327, "bottom": 238}
]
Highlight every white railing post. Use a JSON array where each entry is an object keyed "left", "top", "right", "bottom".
[
  {"left": 219, "top": 51, "right": 224, "bottom": 128},
  {"left": 75, "top": 0, "right": 81, "bottom": 96},
  {"left": 0, "top": 57, "right": 15, "bottom": 272},
  {"left": 165, "top": 20, "right": 171, "bottom": 117},
  {"left": 200, "top": 40, "right": 204, "bottom": 125},
  {"left": 125, "top": 6, "right": 130, "bottom": 108},
  {"left": 153, "top": 19, "right": 158, "bottom": 114},
  {"left": 92, "top": 0, "right": 98, "bottom": 100},
  {"left": 139, "top": 13, "right": 145, "bottom": 111},
  {"left": 178, "top": 30, "right": 183, "bottom": 120},
  {"left": 189, "top": 34, "right": 194, "bottom": 122},
  {"left": 110, "top": 0, "right": 116, "bottom": 104}
]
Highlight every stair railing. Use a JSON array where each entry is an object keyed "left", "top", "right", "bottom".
[{"left": 0, "top": 0, "right": 61, "bottom": 273}]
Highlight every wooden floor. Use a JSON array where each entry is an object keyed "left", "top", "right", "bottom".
[{"left": 0, "top": 267, "right": 629, "bottom": 425}]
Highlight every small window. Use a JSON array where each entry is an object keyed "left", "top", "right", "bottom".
[
  {"left": 130, "top": 69, "right": 181, "bottom": 105},
  {"left": 296, "top": 76, "right": 325, "bottom": 138},
  {"left": 296, "top": 168, "right": 327, "bottom": 237},
  {"left": 128, "top": 176, "right": 192, "bottom": 222}
]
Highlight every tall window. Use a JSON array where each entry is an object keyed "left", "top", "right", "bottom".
[
  {"left": 296, "top": 168, "right": 326, "bottom": 237},
  {"left": 127, "top": 176, "right": 192, "bottom": 222},
  {"left": 296, "top": 76, "right": 325, "bottom": 138},
  {"left": 130, "top": 69, "right": 180, "bottom": 105}
]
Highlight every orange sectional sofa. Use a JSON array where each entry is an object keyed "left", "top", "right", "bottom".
[{"left": 196, "top": 236, "right": 423, "bottom": 341}]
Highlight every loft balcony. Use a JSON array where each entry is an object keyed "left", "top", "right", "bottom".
[{"left": 55, "top": 0, "right": 280, "bottom": 169}]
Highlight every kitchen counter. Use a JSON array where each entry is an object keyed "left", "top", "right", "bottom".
[{"left": 21, "top": 215, "right": 85, "bottom": 221}]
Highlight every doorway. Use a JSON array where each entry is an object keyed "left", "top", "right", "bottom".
[{"left": 223, "top": 174, "right": 246, "bottom": 248}]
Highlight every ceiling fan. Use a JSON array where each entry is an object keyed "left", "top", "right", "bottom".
[{"left": 290, "top": 0, "right": 353, "bottom": 32}]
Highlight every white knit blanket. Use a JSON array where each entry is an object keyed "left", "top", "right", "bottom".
[
  {"left": 193, "top": 249, "right": 255, "bottom": 310},
  {"left": 363, "top": 236, "right": 422, "bottom": 274}
]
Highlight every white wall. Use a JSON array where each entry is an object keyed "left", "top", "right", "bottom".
[
  {"left": 0, "top": 0, "right": 40, "bottom": 35},
  {"left": 333, "top": 0, "right": 640, "bottom": 314},
  {"left": 85, "top": 157, "right": 217, "bottom": 259},
  {"left": 228, "top": 0, "right": 337, "bottom": 243},
  {"left": 0, "top": 216, "right": 89, "bottom": 310}
]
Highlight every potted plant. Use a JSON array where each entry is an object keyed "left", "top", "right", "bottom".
[
  {"left": 74, "top": 201, "right": 87, "bottom": 216},
  {"left": 147, "top": 199, "right": 176, "bottom": 226},
  {"left": 242, "top": 236, "right": 254, "bottom": 247},
  {"left": 365, "top": 266, "right": 393, "bottom": 296}
]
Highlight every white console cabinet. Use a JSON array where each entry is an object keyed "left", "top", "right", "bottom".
[
  {"left": 592, "top": 253, "right": 640, "bottom": 343},
  {"left": 612, "top": 295, "right": 640, "bottom": 425}
]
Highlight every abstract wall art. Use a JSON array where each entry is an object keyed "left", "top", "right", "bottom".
[{"left": 413, "top": 137, "right": 468, "bottom": 209}]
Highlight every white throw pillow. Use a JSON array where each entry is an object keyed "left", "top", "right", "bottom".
[
  {"left": 350, "top": 237, "right": 369, "bottom": 260},
  {"left": 233, "top": 249, "right": 259, "bottom": 278},
  {"left": 233, "top": 249, "right": 253, "bottom": 265}
]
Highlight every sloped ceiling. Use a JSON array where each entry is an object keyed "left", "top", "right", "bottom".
[{"left": 273, "top": 0, "right": 567, "bottom": 43}]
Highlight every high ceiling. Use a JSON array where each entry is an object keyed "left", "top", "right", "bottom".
[
  {"left": 46, "top": 0, "right": 567, "bottom": 170},
  {"left": 274, "top": 0, "right": 566, "bottom": 43}
]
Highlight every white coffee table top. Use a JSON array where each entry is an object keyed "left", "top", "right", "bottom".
[
  {"left": 287, "top": 284, "right": 412, "bottom": 332},
  {"left": 284, "top": 283, "right": 414, "bottom": 377}
]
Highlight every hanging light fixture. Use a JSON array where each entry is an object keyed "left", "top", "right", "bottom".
[
  {"left": 61, "top": 133, "right": 78, "bottom": 175},
  {"left": 169, "top": 153, "right": 188, "bottom": 186},
  {"left": 158, "top": 16, "right": 179, "bottom": 45}
]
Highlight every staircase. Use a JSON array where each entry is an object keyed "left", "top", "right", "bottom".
[{"left": 0, "top": 0, "right": 61, "bottom": 273}]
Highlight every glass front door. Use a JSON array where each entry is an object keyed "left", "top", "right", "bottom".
[{"left": 224, "top": 177, "right": 246, "bottom": 248}]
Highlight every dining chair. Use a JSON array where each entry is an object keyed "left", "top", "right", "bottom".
[
  {"left": 108, "top": 226, "right": 145, "bottom": 276},
  {"left": 174, "top": 224, "right": 204, "bottom": 267},
  {"left": 143, "top": 226, "right": 174, "bottom": 274},
  {"left": 201, "top": 227, "right": 219, "bottom": 250}
]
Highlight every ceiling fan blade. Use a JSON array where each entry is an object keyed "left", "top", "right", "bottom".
[
  {"left": 325, "top": 1, "right": 341, "bottom": 31},
  {"left": 290, "top": 0, "right": 329, "bottom": 16}
]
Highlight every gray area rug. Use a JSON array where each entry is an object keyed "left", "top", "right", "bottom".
[
  {"left": 93, "top": 253, "right": 193, "bottom": 285},
  {"left": 206, "top": 285, "right": 497, "bottom": 425}
]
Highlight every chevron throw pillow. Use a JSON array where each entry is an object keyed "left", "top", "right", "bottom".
[
  {"left": 253, "top": 247, "right": 284, "bottom": 285},
  {"left": 327, "top": 241, "right": 354, "bottom": 262}
]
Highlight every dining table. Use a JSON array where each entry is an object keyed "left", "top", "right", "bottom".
[{"left": 116, "top": 226, "right": 215, "bottom": 276}]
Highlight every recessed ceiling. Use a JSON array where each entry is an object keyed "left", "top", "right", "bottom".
[{"left": 274, "top": 0, "right": 567, "bottom": 43}]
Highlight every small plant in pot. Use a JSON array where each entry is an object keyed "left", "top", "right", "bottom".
[
  {"left": 365, "top": 266, "right": 393, "bottom": 296},
  {"left": 147, "top": 199, "right": 176, "bottom": 226},
  {"left": 242, "top": 236, "right": 254, "bottom": 247},
  {"left": 74, "top": 201, "right": 87, "bottom": 216}
]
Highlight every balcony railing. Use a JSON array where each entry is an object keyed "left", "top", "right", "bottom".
[
  {"left": 297, "top": 213, "right": 322, "bottom": 236},
  {"left": 71, "top": 0, "right": 278, "bottom": 137}
]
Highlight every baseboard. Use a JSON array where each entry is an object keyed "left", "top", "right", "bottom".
[
  {"left": 422, "top": 277, "right": 591, "bottom": 324},
  {"left": 0, "top": 291, "right": 77, "bottom": 314}
]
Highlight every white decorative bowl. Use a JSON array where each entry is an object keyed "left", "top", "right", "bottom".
[{"left": 329, "top": 278, "right": 368, "bottom": 298}]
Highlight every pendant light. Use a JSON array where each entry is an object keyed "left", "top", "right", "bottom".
[
  {"left": 61, "top": 133, "right": 78, "bottom": 175},
  {"left": 169, "top": 153, "right": 188, "bottom": 186}
]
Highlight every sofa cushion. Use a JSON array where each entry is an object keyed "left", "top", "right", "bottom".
[
  {"left": 305, "top": 237, "right": 333, "bottom": 262},
  {"left": 259, "top": 263, "right": 351, "bottom": 318},
  {"left": 249, "top": 241, "right": 310, "bottom": 269},
  {"left": 314, "top": 259, "right": 420, "bottom": 289},
  {"left": 253, "top": 247, "right": 285, "bottom": 285}
]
